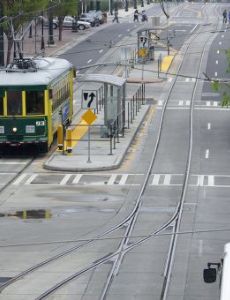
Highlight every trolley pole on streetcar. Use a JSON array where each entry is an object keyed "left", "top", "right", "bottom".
[{"left": 0, "top": 3, "right": 4, "bottom": 67}]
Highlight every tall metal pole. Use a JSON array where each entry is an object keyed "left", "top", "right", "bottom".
[
  {"left": 47, "top": 1, "right": 55, "bottom": 45},
  {"left": 0, "top": 3, "right": 4, "bottom": 67}
]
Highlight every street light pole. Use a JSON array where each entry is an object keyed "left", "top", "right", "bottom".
[
  {"left": 0, "top": 3, "right": 4, "bottom": 67},
  {"left": 47, "top": 1, "right": 55, "bottom": 45}
]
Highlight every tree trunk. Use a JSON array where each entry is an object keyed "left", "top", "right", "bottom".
[
  {"left": 6, "top": 37, "right": 13, "bottom": 65},
  {"left": 58, "top": 16, "right": 63, "bottom": 41}
]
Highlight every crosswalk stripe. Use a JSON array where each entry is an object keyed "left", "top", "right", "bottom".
[
  {"left": 158, "top": 100, "right": 163, "bottom": 106},
  {"left": 213, "top": 101, "right": 218, "bottom": 107},
  {"left": 186, "top": 100, "right": 190, "bottom": 106},
  {"left": 208, "top": 175, "right": 214, "bottom": 186},
  {"left": 72, "top": 174, "right": 83, "bottom": 184},
  {"left": 25, "top": 174, "right": 37, "bottom": 185},
  {"left": 107, "top": 174, "right": 117, "bottom": 185},
  {"left": 197, "top": 175, "right": 204, "bottom": 186},
  {"left": 206, "top": 101, "right": 211, "bottom": 106},
  {"left": 119, "top": 174, "right": 128, "bottom": 185},
  {"left": 60, "top": 174, "right": 72, "bottom": 186},
  {"left": 179, "top": 100, "right": 183, "bottom": 106},
  {"left": 152, "top": 174, "right": 161, "bottom": 185},
  {"left": 163, "top": 174, "right": 171, "bottom": 185},
  {"left": 13, "top": 174, "right": 28, "bottom": 185}
]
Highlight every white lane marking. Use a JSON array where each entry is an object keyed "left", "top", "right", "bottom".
[
  {"left": 163, "top": 175, "right": 171, "bottom": 185},
  {"left": 208, "top": 175, "right": 214, "bottom": 186},
  {"left": 214, "top": 72, "right": 217, "bottom": 77},
  {"left": 199, "top": 240, "right": 203, "bottom": 256},
  {"left": 206, "top": 101, "right": 211, "bottom": 106},
  {"left": 186, "top": 100, "right": 190, "bottom": 106},
  {"left": 197, "top": 175, "right": 204, "bottom": 186},
  {"left": 25, "top": 174, "right": 37, "bottom": 185},
  {"left": 205, "top": 149, "right": 209, "bottom": 159},
  {"left": 179, "top": 100, "right": 183, "bottom": 106},
  {"left": 217, "top": 50, "right": 220, "bottom": 54},
  {"left": 152, "top": 174, "right": 160, "bottom": 185},
  {"left": 213, "top": 101, "right": 218, "bottom": 107},
  {"left": 72, "top": 174, "right": 83, "bottom": 184},
  {"left": 190, "top": 24, "right": 198, "bottom": 33},
  {"left": 0, "top": 161, "right": 27, "bottom": 165},
  {"left": 60, "top": 174, "right": 72, "bottom": 186},
  {"left": 216, "top": 60, "right": 218, "bottom": 64},
  {"left": 119, "top": 174, "right": 128, "bottom": 185},
  {"left": 99, "top": 49, "right": 103, "bottom": 53},
  {"left": 207, "top": 123, "right": 211, "bottom": 130},
  {"left": 13, "top": 173, "right": 28, "bottom": 185},
  {"left": 158, "top": 100, "right": 163, "bottom": 106},
  {"left": 219, "top": 41, "right": 222, "bottom": 45},
  {"left": 107, "top": 174, "right": 117, "bottom": 185},
  {"left": 0, "top": 172, "right": 16, "bottom": 175},
  {"left": 87, "top": 59, "right": 92, "bottom": 64}
]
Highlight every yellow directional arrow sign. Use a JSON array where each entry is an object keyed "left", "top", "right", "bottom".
[{"left": 81, "top": 109, "right": 97, "bottom": 125}]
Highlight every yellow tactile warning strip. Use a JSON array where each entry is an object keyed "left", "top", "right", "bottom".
[
  {"left": 161, "top": 55, "right": 174, "bottom": 72},
  {"left": 66, "top": 119, "right": 89, "bottom": 150}
]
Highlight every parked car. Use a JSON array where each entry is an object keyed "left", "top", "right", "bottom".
[
  {"left": 79, "top": 13, "right": 100, "bottom": 27},
  {"left": 53, "top": 16, "right": 91, "bottom": 30},
  {"left": 88, "top": 10, "right": 105, "bottom": 24}
]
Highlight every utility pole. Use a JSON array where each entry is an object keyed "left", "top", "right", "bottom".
[
  {"left": 125, "top": 0, "right": 128, "bottom": 12},
  {"left": 47, "top": 1, "right": 55, "bottom": 45},
  {"left": 0, "top": 2, "right": 4, "bottom": 67}
]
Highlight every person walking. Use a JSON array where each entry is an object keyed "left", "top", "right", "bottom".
[
  {"left": 141, "top": 10, "right": 148, "bottom": 22},
  {"left": 112, "top": 10, "right": 119, "bottom": 23},
  {"left": 228, "top": 10, "right": 230, "bottom": 23},
  {"left": 134, "top": 9, "right": 139, "bottom": 22},
  {"left": 223, "top": 9, "right": 227, "bottom": 23}
]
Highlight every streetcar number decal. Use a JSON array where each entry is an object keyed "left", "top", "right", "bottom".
[{"left": 36, "top": 121, "right": 45, "bottom": 126}]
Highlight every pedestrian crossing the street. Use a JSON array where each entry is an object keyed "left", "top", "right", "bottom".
[{"left": 6, "top": 173, "right": 230, "bottom": 188}]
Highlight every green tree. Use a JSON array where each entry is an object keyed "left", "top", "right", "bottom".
[{"left": 1, "top": 0, "right": 48, "bottom": 65}]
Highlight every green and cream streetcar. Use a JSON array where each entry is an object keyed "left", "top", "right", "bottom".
[{"left": 0, "top": 57, "right": 74, "bottom": 153}]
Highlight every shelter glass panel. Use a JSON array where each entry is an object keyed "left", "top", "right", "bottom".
[
  {"left": 26, "top": 91, "right": 44, "bottom": 115},
  {"left": 0, "top": 97, "right": 3, "bottom": 115},
  {"left": 7, "top": 91, "right": 22, "bottom": 115}
]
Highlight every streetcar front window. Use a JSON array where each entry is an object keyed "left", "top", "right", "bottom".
[
  {"left": 7, "top": 91, "right": 22, "bottom": 115},
  {"left": 0, "top": 97, "right": 3, "bottom": 115},
  {"left": 26, "top": 91, "right": 44, "bottom": 115}
]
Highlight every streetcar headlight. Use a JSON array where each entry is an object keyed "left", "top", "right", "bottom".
[
  {"left": 0, "top": 126, "right": 4, "bottom": 134},
  {"left": 12, "top": 127, "right": 17, "bottom": 133}
]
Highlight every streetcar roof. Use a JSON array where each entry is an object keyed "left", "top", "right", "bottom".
[{"left": 0, "top": 57, "right": 72, "bottom": 89}]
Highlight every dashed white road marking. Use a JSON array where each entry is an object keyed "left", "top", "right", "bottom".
[
  {"left": 152, "top": 174, "right": 160, "bottom": 185},
  {"left": 197, "top": 175, "right": 204, "bottom": 186},
  {"left": 205, "top": 149, "right": 209, "bottom": 159},
  {"left": 99, "top": 49, "right": 103, "bottom": 53},
  {"left": 87, "top": 59, "right": 92, "bottom": 64},
  {"left": 107, "top": 174, "right": 117, "bottom": 185},
  {"left": 72, "top": 174, "right": 83, "bottom": 184},
  {"left": 216, "top": 60, "right": 218, "bottom": 64},
  {"left": 217, "top": 50, "right": 220, "bottom": 54},
  {"left": 179, "top": 100, "right": 183, "bottom": 106},
  {"left": 163, "top": 174, "right": 171, "bottom": 185},
  {"left": 119, "top": 174, "right": 128, "bottom": 185},
  {"left": 60, "top": 174, "right": 72, "bottom": 186},
  {"left": 219, "top": 41, "right": 222, "bottom": 45},
  {"left": 214, "top": 72, "right": 217, "bottom": 77},
  {"left": 207, "top": 123, "right": 211, "bottom": 130}
]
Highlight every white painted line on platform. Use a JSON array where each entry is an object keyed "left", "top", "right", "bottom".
[
  {"left": 87, "top": 59, "right": 92, "bottom": 64},
  {"left": 99, "top": 49, "right": 103, "bottom": 53},
  {"left": 207, "top": 123, "right": 211, "bottom": 130},
  {"left": 197, "top": 175, "right": 204, "bottom": 186},
  {"left": 72, "top": 174, "right": 83, "bottom": 184},
  {"left": 186, "top": 100, "right": 190, "bottom": 106},
  {"left": 205, "top": 149, "right": 209, "bottom": 159},
  {"left": 216, "top": 60, "right": 218, "bottom": 64},
  {"left": 60, "top": 174, "right": 72, "bottom": 186},
  {"left": 206, "top": 101, "right": 211, "bottom": 106},
  {"left": 163, "top": 175, "right": 171, "bottom": 185},
  {"left": 25, "top": 174, "right": 37, "bottom": 185},
  {"left": 219, "top": 41, "right": 222, "bottom": 45},
  {"left": 214, "top": 72, "right": 217, "bottom": 77},
  {"left": 217, "top": 50, "right": 220, "bottom": 54},
  {"left": 119, "top": 174, "right": 128, "bottom": 185},
  {"left": 0, "top": 161, "right": 27, "bottom": 165},
  {"left": 107, "top": 174, "right": 117, "bottom": 185},
  {"left": 13, "top": 173, "right": 28, "bottom": 185},
  {"left": 208, "top": 175, "right": 214, "bottom": 186},
  {"left": 179, "top": 100, "right": 183, "bottom": 106},
  {"left": 152, "top": 174, "right": 160, "bottom": 185}
]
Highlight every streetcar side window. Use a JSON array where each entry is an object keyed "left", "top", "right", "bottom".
[
  {"left": 0, "top": 96, "right": 3, "bottom": 115},
  {"left": 7, "top": 91, "right": 22, "bottom": 115},
  {"left": 26, "top": 91, "right": 44, "bottom": 115}
]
